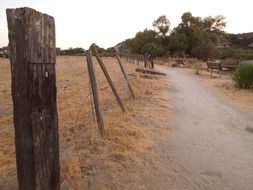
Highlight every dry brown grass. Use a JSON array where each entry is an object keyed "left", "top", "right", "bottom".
[
  {"left": 0, "top": 58, "right": 15, "bottom": 180},
  {"left": 0, "top": 56, "right": 172, "bottom": 189}
]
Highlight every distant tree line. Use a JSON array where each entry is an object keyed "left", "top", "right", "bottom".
[
  {"left": 125, "top": 12, "right": 253, "bottom": 61},
  {"left": 57, "top": 46, "right": 116, "bottom": 57},
  {"left": 57, "top": 47, "right": 85, "bottom": 56},
  {"left": 91, "top": 45, "right": 116, "bottom": 57}
]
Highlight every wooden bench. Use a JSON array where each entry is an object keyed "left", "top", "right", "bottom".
[
  {"left": 206, "top": 61, "right": 222, "bottom": 77},
  {"left": 175, "top": 59, "right": 185, "bottom": 65},
  {"left": 220, "top": 60, "right": 239, "bottom": 72},
  {"left": 206, "top": 60, "right": 239, "bottom": 77}
]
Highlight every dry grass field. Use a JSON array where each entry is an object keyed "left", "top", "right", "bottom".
[{"left": 0, "top": 56, "right": 173, "bottom": 189}]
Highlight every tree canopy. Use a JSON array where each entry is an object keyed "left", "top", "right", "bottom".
[
  {"left": 127, "top": 29, "right": 165, "bottom": 57},
  {"left": 126, "top": 12, "right": 227, "bottom": 60},
  {"left": 171, "top": 12, "right": 226, "bottom": 59},
  {"left": 152, "top": 15, "right": 170, "bottom": 36}
]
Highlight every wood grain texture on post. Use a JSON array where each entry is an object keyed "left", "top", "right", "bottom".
[{"left": 6, "top": 7, "right": 60, "bottom": 190}]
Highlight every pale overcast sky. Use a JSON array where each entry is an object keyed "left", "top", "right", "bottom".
[{"left": 0, "top": 0, "right": 252, "bottom": 49}]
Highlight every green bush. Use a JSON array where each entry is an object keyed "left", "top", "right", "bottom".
[
  {"left": 233, "top": 63, "right": 253, "bottom": 89},
  {"left": 220, "top": 48, "right": 253, "bottom": 60},
  {"left": 221, "top": 58, "right": 239, "bottom": 65}
]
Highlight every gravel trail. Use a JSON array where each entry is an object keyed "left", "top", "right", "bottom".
[{"left": 157, "top": 66, "right": 253, "bottom": 190}]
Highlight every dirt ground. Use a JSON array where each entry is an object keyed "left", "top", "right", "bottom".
[
  {"left": 157, "top": 58, "right": 253, "bottom": 114},
  {"left": 183, "top": 65, "right": 253, "bottom": 114},
  {"left": 0, "top": 56, "right": 172, "bottom": 189},
  {"left": 196, "top": 70, "right": 253, "bottom": 114},
  {"left": 156, "top": 65, "right": 253, "bottom": 190}
]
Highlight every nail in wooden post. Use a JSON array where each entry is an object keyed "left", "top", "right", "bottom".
[
  {"left": 6, "top": 7, "right": 60, "bottom": 190},
  {"left": 86, "top": 50, "right": 105, "bottom": 135},
  {"left": 116, "top": 55, "right": 135, "bottom": 99},
  {"left": 92, "top": 45, "right": 125, "bottom": 112}
]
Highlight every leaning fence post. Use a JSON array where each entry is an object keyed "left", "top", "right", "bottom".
[
  {"left": 116, "top": 55, "right": 135, "bottom": 99},
  {"left": 86, "top": 49, "right": 105, "bottom": 136},
  {"left": 6, "top": 7, "right": 60, "bottom": 190},
  {"left": 92, "top": 45, "right": 125, "bottom": 112}
]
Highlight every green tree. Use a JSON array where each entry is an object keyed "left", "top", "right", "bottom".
[
  {"left": 152, "top": 15, "right": 170, "bottom": 36},
  {"left": 127, "top": 29, "right": 164, "bottom": 57},
  {"left": 175, "top": 12, "right": 225, "bottom": 34},
  {"left": 203, "top": 15, "right": 226, "bottom": 32},
  {"left": 189, "top": 31, "right": 219, "bottom": 60},
  {"left": 169, "top": 32, "right": 189, "bottom": 56},
  {"left": 175, "top": 12, "right": 202, "bottom": 34},
  {"left": 172, "top": 12, "right": 226, "bottom": 60}
]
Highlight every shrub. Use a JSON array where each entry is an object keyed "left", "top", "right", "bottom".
[
  {"left": 221, "top": 58, "right": 239, "bottom": 65},
  {"left": 194, "top": 61, "right": 203, "bottom": 75},
  {"left": 233, "top": 63, "right": 253, "bottom": 89},
  {"left": 190, "top": 41, "right": 218, "bottom": 61},
  {"left": 220, "top": 48, "right": 253, "bottom": 60}
]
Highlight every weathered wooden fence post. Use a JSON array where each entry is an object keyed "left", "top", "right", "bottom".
[
  {"left": 86, "top": 49, "right": 105, "bottom": 136},
  {"left": 116, "top": 55, "right": 135, "bottom": 99},
  {"left": 92, "top": 45, "right": 125, "bottom": 112},
  {"left": 6, "top": 7, "right": 60, "bottom": 190}
]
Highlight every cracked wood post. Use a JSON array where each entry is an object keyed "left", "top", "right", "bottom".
[
  {"left": 6, "top": 7, "right": 60, "bottom": 190},
  {"left": 116, "top": 55, "right": 135, "bottom": 99},
  {"left": 86, "top": 49, "right": 105, "bottom": 136},
  {"left": 91, "top": 45, "right": 125, "bottom": 112}
]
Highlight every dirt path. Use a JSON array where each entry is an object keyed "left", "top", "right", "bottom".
[{"left": 157, "top": 66, "right": 253, "bottom": 190}]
